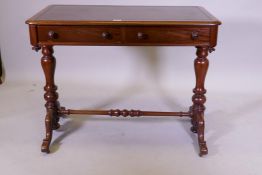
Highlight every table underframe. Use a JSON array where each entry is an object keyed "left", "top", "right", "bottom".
[{"left": 39, "top": 45, "right": 210, "bottom": 156}]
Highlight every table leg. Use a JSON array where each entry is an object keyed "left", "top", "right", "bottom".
[
  {"left": 41, "top": 45, "right": 60, "bottom": 153},
  {"left": 191, "top": 46, "right": 209, "bottom": 156}
]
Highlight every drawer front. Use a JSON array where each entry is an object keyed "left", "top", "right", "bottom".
[
  {"left": 37, "top": 26, "right": 122, "bottom": 44},
  {"left": 124, "top": 27, "right": 210, "bottom": 45}
]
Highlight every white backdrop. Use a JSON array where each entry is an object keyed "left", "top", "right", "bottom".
[{"left": 1, "top": 1, "right": 262, "bottom": 175}]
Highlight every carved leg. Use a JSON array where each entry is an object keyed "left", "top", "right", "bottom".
[
  {"left": 41, "top": 109, "right": 53, "bottom": 153},
  {"left": 196, "top": 111, "right": 208, "bottom": 156},
  {"left": 189, "top": 106, "right": 197, "bottom": 133},
  {"left": 191, "top": 46, "right": 209, "bottom": 156},
  {"left": 53, "top": 101, "right": 61, "bottom": 130},
  {"left": 41, "top": 45, "right": 60, "bottom": 153}
]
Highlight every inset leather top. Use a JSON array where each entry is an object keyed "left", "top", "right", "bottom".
[{"left": 26, "top": 5, "right": 221, "bottom": 26}]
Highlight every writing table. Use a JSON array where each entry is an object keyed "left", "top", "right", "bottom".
[{"left": 26, "top": 5, "right": 221, "bottom": 156}]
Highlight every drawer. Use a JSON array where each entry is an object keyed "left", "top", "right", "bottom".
[
  {"left": 37, "top": 26, "right": 122, "bottom": 44},
  {"left": 124, "top": 27, "right": 210, "bottom": 45}
]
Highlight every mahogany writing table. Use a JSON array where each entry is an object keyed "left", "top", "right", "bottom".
[{"left": 26, "top": 5, "right": 221, "bottom": 156}]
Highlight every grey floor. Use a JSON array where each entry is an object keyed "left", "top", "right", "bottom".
[{"left": 1, "top": 81, "right": 262, "bottom": 175}]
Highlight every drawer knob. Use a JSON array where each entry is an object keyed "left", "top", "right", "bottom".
[
  {"left": 102, "top": 32, "right": 112, "bottom": 40},
  {"left": 191, "top": 31, "right": 199, "bottom": 40},
  {"left": 48, "top": 31, "right": 58, "bottom": 40},
  {"left": 137, "top": 32, "right": 148, "bottom": 40}
]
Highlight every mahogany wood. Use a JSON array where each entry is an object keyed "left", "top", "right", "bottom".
[
  {"left": 26, "top": 5, "right": 221, "bottom": 26},
  {"left": 59, "top": 107, "right": 191, "bottom": 117},
  {"left": 191, "top": 46, "right": 209, "bottom": 156},
  {"left": 40, "top": 45, "right": 60, "bottom": 153},
  {"left": 26, "top": 5, "right": 221, "bottom": 156},
  {"left": 37, "top": 26, "right": 211, "bottom": 46}
]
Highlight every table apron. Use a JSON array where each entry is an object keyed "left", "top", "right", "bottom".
[{"left": 33, "top": 25, "right": 217, "bottom": 46}]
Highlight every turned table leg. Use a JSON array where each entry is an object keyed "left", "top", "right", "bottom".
[
  {"left": 191, "top": 46, "right": 209, "bottom": 156},
  {"left": 41, "top": 45, "right": 60, "bottom": 153}
]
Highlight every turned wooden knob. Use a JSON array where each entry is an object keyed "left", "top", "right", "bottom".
[
  {"left": 191, "top": 31, "right": 199, "bottom": 40},
  {"left": 137, "top": 32, "right": 147, "bottom": 40},
  {"left": 48, "top": 31, "right": 58, "bottom": 39},
  {"left": 102, "top": 32, "right": 112, "bottom": 40}
]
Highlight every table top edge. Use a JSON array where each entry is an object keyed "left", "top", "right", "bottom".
[
  {"left": 26, "top": 20, "right": 221, "bottom": 26},
  {"left": 26, "top": 5, "right": 221, "bottom": 26}
]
